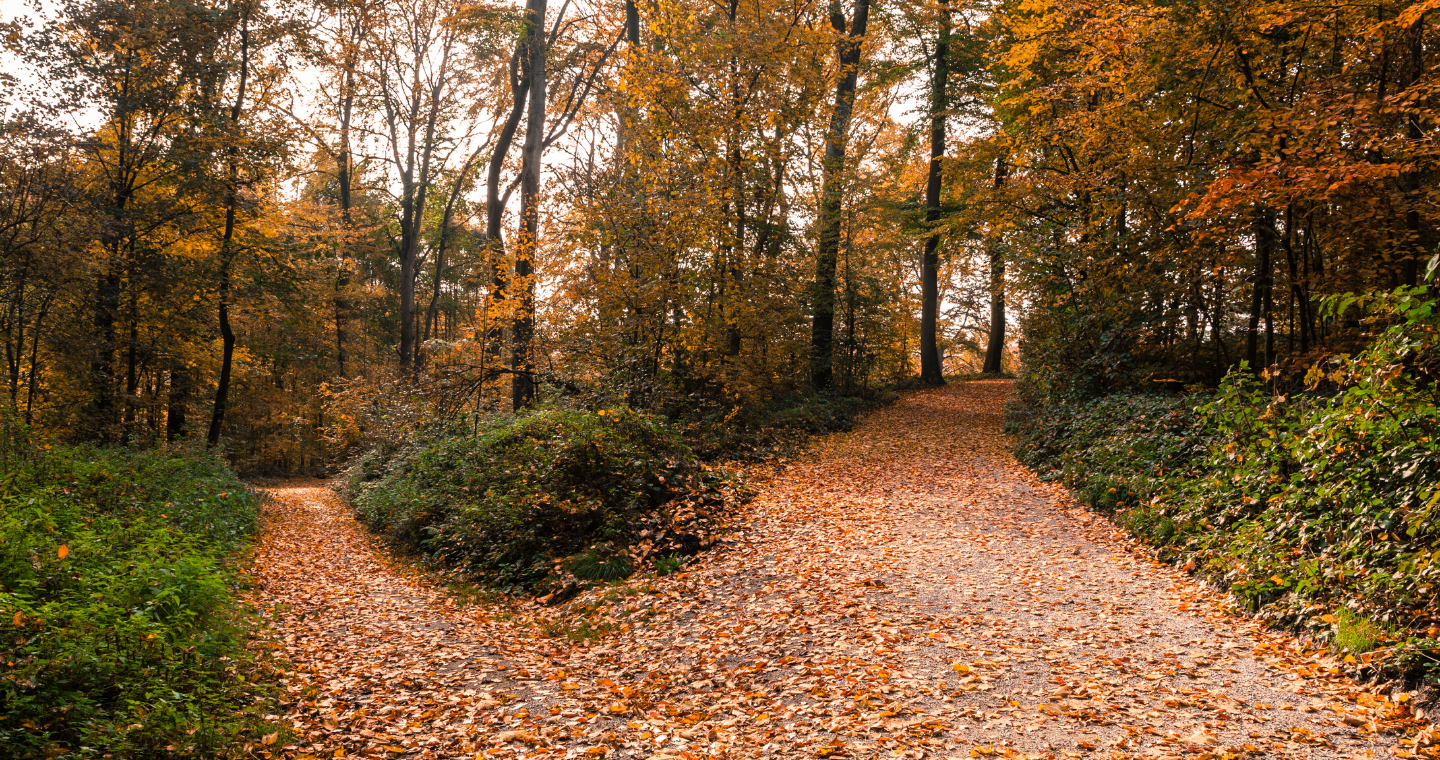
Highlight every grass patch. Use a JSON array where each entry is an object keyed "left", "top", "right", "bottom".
[
  {"left": 536, "top": 614, "right": 618, "bottom": 644},
  {"left": 653, "top": 553, "right": 687, "bottom": 577},
  {"left": 1332, "top": 608, "right": 1391, "bottom": 656}
]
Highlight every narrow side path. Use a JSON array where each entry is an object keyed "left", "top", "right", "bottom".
[{"left": 255, "top": 381, "right": 1434, "bottom": 759}]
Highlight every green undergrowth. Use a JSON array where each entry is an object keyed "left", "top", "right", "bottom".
[
  {"left": 344, "top": 407, "right": 751, "bottom": 592},
  {"left": 1008, "top": 282, "right": 1440, "bottom": 682},
  {"left": 0, "top": 436, "right": 279, "bottom": 758}
]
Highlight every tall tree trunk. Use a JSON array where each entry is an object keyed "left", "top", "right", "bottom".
[
  {"left": 87, "top": 266, "right": 122, "bottom": 441},
  {"left": 207, "top": 12, "right": 250, "bottom": 448},
  {"left": 4, "top": 262, "right": 29, "bottom": 407},
  {"left": 625, "top": 0, "right": 639, "bottom": 47},
  {"left": 810, "top": 0, "right": 871, "bottom": 391},
  {"left": 167, "top": 361, "right": 188, "bottom": 443},
  {"left": 1401, "top": 14, "right": 1425, "bottom": 287},
  {"left": 513, "top": 0, "right": 548, "bottom": 411},
  {"left": 334, "top": 56, "right": 356, "bottom": 378},
  {"left": 720, "top": 0, "right": 744, "bottom": 361},
  {"left": 1244, "top": 205, "right": 1275, "bottom": 371},
  {"left": 390, "top": 31, "right": 455, "bottom": 373},
  {"left": 23, "top": 292, "right": 50, "bottom": 426},
  {"left": 207, "top": 263, "right": 237, "bottom": 448},
  {"left": 982, "top": 157, "right": 1007, "bottom": 374},
  {"left": 398, "top": 98, "right": 441, "bottom": 371},
  {"left": 486, "top": 32, "right": 535, "bottom": 374},
  {"left": 1282, "top": 203, "right": 1310, "bottom": 354},
  {"left": 421, "top": 149, "right": 485, "bottom": 372},
  {"left": 919, "top": 0, "right": 950, "bottom": 386},
  {"left": 121, "top": 285, "right": 139, "bottom": 442}
]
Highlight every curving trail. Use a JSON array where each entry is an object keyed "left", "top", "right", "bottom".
[{"left": 255, "top": 380, "right": 1435, "bottom": 759}]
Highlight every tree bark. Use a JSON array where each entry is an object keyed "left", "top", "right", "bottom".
[
  {"left": 625, "top": 0, "right": 639, "bottom": 47},
  {"left": 1282, "top": 203, "right": 1309, "bottom": 354},
  {"left": 1244, "top": 205, "right": 1275, "bottom": 371},
  {"left": 206, "top": 11, "right": 250, "bottom": 448},
  {"left": 513, "top": 0, "right": 548, "bottom": 411},
  {"left": 810, "top": 0, "right": 870, "bottom": 391},
  {"left": 485, "top": 32, "right": 535, "bottom": 374},
  {"left": 982, "top": 156, "right": 1007, "bottom": 374},
  {"left": 166, "top": 362, "right": 188, "bottom": 443},
  {"left": 121, "top": 285, "right": 139, "bottom": 441},
  {"left": 334, "top": 38, "right": 357, "bottom": 378},
  {"left": 919, "top": 0, "right": 950, "bottom": 386},
  {"left": 397, "top": 74, "right": 446, "bottom": 371},
  {"left": 420, "top": 148, "right": 486, "bottom": 370},
  {"left": 1400, "top": 14, "right": 1424, "bottom": 287},
  {"left": 23, "top": 292, "right": 50, "bottom": 426}
]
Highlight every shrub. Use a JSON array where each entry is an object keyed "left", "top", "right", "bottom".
[
  {"left": 678, "top": 391, "right": 886, "bottom": 461},
  {"left": 345, "top": 407, "right": 748, "bottom": 589},
  {"left": 1008, "top": 281, "right": 1440, "bottom": 675},
  {"left": 0, "top": 442, "right": 274, "bottom": 759}
]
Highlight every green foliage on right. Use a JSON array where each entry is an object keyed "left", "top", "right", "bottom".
[
  {"left": 0, "top": 440, "right": 275, "bottom": 759},
  {"left": 345, "top": 407, "right": 749, "bottom": 590},
  {"left": 1009, "top": 283, "right": 1440, "bottom": 673}
]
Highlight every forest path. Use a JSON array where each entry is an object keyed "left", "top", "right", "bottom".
[{"left": 256, "top": 380, "right": 1431, "bottom": 760}]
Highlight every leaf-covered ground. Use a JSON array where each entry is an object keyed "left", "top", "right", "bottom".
[{"left": 255, "top": 380, "right": 1438, "bottom": 759}]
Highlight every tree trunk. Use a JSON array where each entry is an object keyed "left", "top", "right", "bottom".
[
  {"left": 421, "top": 149, "right": 485, "bottom": 371},
  {"left": 919, "top": 0, "right": 950, "bottom": 386},
  {"left": 1401, "top": 14, "right": 1425, "bottom": 287},
  {"left": 397, "top": 218, "right": 416, "bottom": 369},
  {"left": 167, "top": 362, "right": 188, "bottom": 443},
  {"left": 625, "top": 0, "right": 639, "bottom": 47},
  {"left": 206, "top": 12, "right": 250, "bottom": 448},
  {"left": 1244, "top": 205, "right": 1274, "bottom": 371},
  {"left": 207, "top": 264, "right": 237, "bottom": 448},
  {"left": 982, "top": 156, "right": 1007, "bottom": 374},
  {"left": 982, "top": 257, "right": 1006, "bottom": 374},
  {"left": 810, "top": 0, "right": 871, "bottom": 391},
  {"left": 486, "top": 29, "right": 535, "bottom": 374},
  {"left": 4, "top": 261, "right": 29, "bottom": 408},
  {"left": 513, "top": 0, "right": 548, "bottom": 411},
  {"left": 87, "top": 267, "right": 121, "bottom": 441},
  {"left": 398, "top": 115, "right": 439, "bottom": 371},
  {"left": 121, "top": 286, "right": 139, "bottom": 442},
  {"left": 1282, "top": 203, "right": 1309, "bottom": 354},
  {"left": 334, "top": 56, "right": 356, "bottom": 378},
  {"left": 23, "top": 292, "right": 50, "bottom": 426}
]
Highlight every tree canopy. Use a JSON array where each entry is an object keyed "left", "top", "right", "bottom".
[{"left": 1, "top": 0, "right": 1435, "bottom": 466}]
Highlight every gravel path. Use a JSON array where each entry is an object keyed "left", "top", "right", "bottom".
[{"left": 256, "top": 380, "right": 1433, "bottom": 759}]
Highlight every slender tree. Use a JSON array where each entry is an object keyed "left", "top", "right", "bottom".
[
  {"left": 919, "top": 0, "right": 951, "bottom": 386},
  {"left": 811, "top": 0, "right": 871, "bottom": 391},
  {"left": 512, "top": 0, "right": 548, "bottom": 410},
  {"left": 981, "top": 155, "right": 1005, "bottom": 375},
  {"left": 207, "top": 7, "right": 251, "bottom": 448}
]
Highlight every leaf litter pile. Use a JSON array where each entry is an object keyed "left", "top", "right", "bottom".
[{"left": 254, "top": 380, "right": 1438, "bottom": 759}]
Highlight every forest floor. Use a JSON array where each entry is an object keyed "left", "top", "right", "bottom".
[{"left": 253, "top": 380, "right": 1437, "bottom": 760}]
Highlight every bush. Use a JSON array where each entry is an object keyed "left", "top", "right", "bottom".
[
  {"left": 1008, "top": 282, "right": 1440, "bottom": 677},
  {"left": 0, "top": 442, "right": 275, "bottom": 759},
  {"left": 679, "top": 391, "right": 889, "bottom": 461},
  {"left": 345, "top": 407, "right": 748, "bottom": 590}
]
